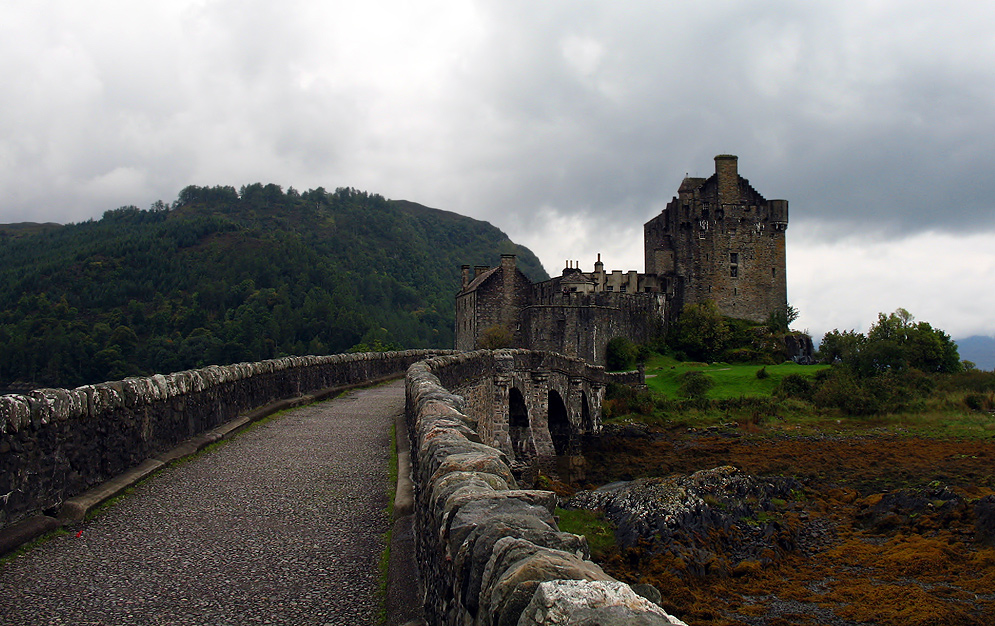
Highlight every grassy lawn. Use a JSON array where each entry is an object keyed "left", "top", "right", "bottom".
[
  {"left": 605, "top": 354, "right": 995, "bottom": 440},
  {"left": 643, "top": 354, "right": 830, "bottom": 399}
]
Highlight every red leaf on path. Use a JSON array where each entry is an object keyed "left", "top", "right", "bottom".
[{"left": 75, "top": 530, "right": 83, "bottom": 538}]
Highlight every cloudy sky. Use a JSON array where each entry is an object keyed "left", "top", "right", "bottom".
[{"left": 2, "top": 0, "right": 994, "bottom": 341}]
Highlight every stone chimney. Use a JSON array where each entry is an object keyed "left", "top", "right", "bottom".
[
  {"left": 500, "top": 254, "right": 518, "bottom": 328},
  {"left": 474, "top": 265, "right": 489, "bottom": 278},
  {"left": 594, "top": 254, "right": 605, "bottom": 290},
  {"left": 461, "top": 265, "right": 471, "bottom": 290},
  {"left": 715, "top": 154, "right": 739, "bottom": 205}
]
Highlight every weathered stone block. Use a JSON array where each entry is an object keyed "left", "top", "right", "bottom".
[
  {"left": 428, "top": 452, "right": 516, "bottom": 492},
  {"left": 487, "top": 549, "right": 615, "bottom": 626},
  {"left": 517, "top": 579, "right": 687, "bottom": 625},
  {"left": 456, "top": 519, "right": 588, "bottom": 617}
]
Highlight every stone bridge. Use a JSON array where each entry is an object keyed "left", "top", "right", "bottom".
[
  {"left": 0, "top": 349, "right": 683, "bottom": 625},
  {"left": 428, "top": 350, "right": 640, "bottom": 483}
]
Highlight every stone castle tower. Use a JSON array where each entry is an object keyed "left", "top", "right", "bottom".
[
  {"left": 456, "top": 155, "right": 789, "bottom": 363},
  {"left": 644, "top": 155, "right": 788, "bottom": 322}
]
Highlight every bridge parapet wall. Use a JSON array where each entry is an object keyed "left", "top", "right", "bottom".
[
  {"left": 405, "top": 351, "right": 685, "bottom": 626},
  {"left": 426, "top": 349, "right": 640, "bottom": 466},
  {"left": 0, "top": 350, "right": 450, "bottom": 532}
]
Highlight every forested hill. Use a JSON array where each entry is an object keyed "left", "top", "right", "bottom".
[{"left": 0, "top": 185, "right": 548, "bottom": 389}]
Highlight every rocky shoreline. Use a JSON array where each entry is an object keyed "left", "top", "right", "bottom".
[{"left": 561, "top": 427, "right": 995, "bottom": 625}]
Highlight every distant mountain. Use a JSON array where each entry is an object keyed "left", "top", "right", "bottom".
[
  {"left": 0, "top": 185, "right": 548, "bottom": 389},
  {"left": 955, "top": 335, "right": 995, "bottom": 371}
]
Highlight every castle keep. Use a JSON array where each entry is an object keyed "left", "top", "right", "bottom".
[
  {"left": 456, "top": 155, "right": 789, "bottom": 364},
  {"left": 645, "top": 154, "right": 788, "bottom": 320}
]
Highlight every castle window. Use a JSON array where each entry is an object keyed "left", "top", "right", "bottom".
[
  {"left": 606, "top": 285, "right": 613, "bottom": 292},
  {"left": 734, "top": 288, "right": 738, "bottom": 296},
  {"left": 772, "top": 267, "right": 776, "bottom": 277},
  {"left": 730, "top": 265, "right": 738, "bottom": 278},
  {"left": 620, "top": 285, "right": 627, "bottom": 293},
  {"left": 730, "top": 252, "right": 739, "bottom": 264}
]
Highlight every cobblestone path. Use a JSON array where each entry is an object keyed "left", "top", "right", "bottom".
[{"left": 0, "top": 381, "right": 402, "bottom": 626}]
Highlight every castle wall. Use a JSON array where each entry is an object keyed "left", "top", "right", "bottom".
[
  {"left": 455, "top": 291, "right": 478, "bottom": 351},
  {"left": 455, "top": 263, "right": 534, "bottom": 350},
  {"left": 519, "top": 293, "right": 666, "bottom": 364}
]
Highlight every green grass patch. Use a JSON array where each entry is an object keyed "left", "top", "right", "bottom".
[
  {"left": 0, "top": 527, "right": 68, "bottom": 566},
  {"left": 555, "top": 508, "right": 617, "bottom": 560},
  {"left": 644, "top": 357, "right": 829, "bottom": 400},
  {"left": 85, "top": 485, "right": 139, "bottom": 521},
  {"left": 610, "top": 354, "right": 995, "bottom": 439}
]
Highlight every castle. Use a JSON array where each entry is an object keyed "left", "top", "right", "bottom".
[{"left": 456, "top": 155, "right": 789, "bottom": 364}]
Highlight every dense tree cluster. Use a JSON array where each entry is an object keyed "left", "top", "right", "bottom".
[
  {"left": 772, "top": 308, "right": 965, "bottom": 415},
  {"left": 819, "top": 308, "right": 961, "bottom": 375},
  {"left": 0, "top": 185, "right": 547, "bottom": 389},
  {"left": 665, "top": 301, "right": 805, "bottom": 364}
]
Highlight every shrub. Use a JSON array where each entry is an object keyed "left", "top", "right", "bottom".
[
  {"left": 480, "top": 324, "right": 512, "bottom": 349},
  {"left": 606, "top": 337, "right": 638, "bottom": 371},
  {"left": 776, "top": 373, "right": 813, "bottom": 401},
  {"left": 964, "top": 393, "right": 994, "bottom": 412},
  {"left": 679, "top": 371, "right": 715, "bottom": 400},
  {"left": 724, "top": 348, "right": 759, "bottom": 363},
  {"left": 669, "top": 301, "right": 731, "bottom": 362},
  {"left": 940, "top": 370, "right": 995, "bottom": 394},
  {"left": 899, "top": 368, "right": 937, "bottom": 396},
  {"left": 604, "top": 382, "right": 656, "bottom": 418},
  {"left": 756, "top": 366, "right": 770, "bottom": 380},
  {"left": 812, "top": 369, "right": 880, "bottom": 415},
  {"left": 717, "top": 396, "right": 780, "bottom": 423}
]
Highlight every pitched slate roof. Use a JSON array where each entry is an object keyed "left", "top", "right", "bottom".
[{"left": 460, "top": 266, "right": 500, "bottom": 294}]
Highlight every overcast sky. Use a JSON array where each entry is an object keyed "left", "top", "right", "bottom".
[{"left": 2, "top": 1, "right": 993, "bottom": 341}]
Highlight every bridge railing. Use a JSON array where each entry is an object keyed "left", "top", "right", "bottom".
[
  {"left": 0, "top": 350, "right": 451, "bottom": 536},
  {"left": 405, "top": 350, "right": 685, "bottom": 626}
]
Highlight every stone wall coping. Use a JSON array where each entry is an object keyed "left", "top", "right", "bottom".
[
  {"left": 405, "top": 349, "right": 682, "bottom": 625},
  {"left": 1, "top": 350, "right": 450, "bottom": 434}
]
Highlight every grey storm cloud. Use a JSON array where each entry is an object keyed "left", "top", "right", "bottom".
[
  {"left": 1, "top": 0, "right": 994, "bottom": 338},
  {"left": 2, "top": 0, "right": 993, "bottom": 234}
]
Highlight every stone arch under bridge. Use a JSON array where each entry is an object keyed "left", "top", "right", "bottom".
[{"left": 466, "top": 350, "right": 626, "bottom": 481}]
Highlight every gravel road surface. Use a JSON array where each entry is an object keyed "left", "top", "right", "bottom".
[{"left": 0, "top": 381, "right": 402, "bottom": 626}]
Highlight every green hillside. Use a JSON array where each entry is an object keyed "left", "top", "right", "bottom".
[{"left": 0, "top": 185, "right": 548, "bottom": 389}]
